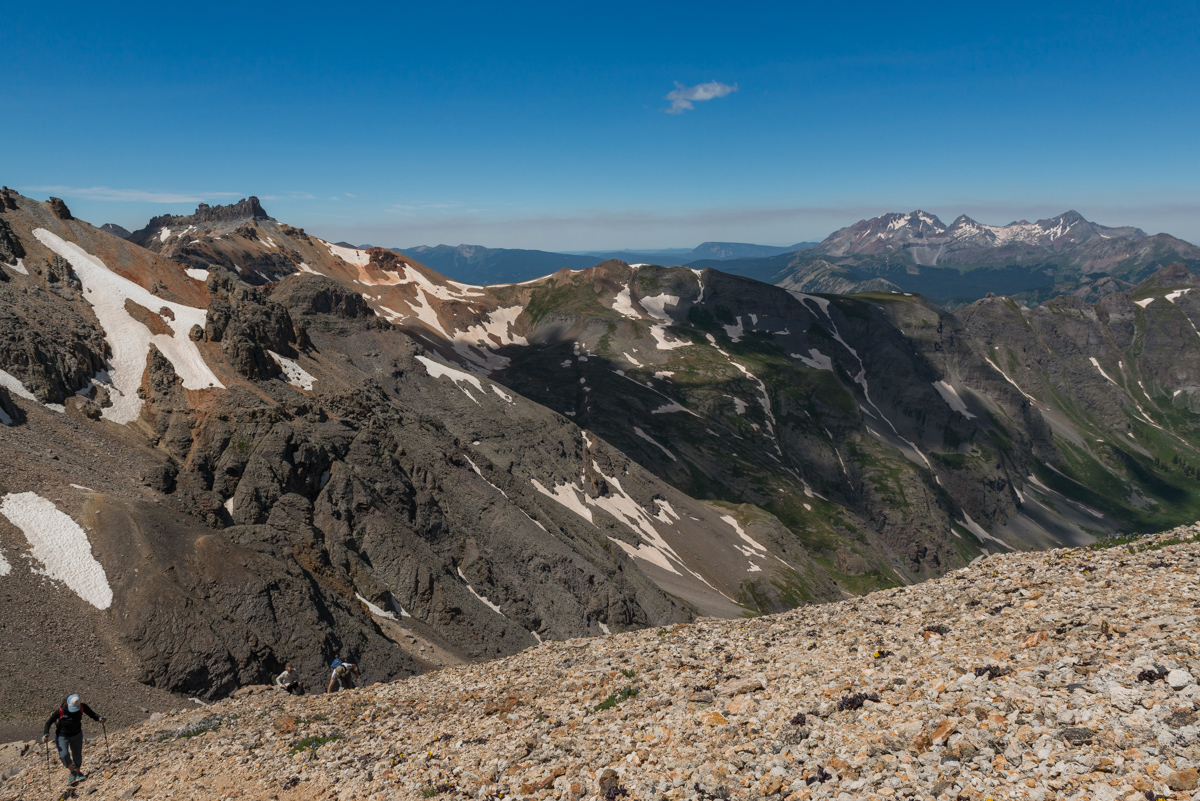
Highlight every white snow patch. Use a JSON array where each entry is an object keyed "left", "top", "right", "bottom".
[
  {"left": 653, "top": 371, "right": 674, "bottom": 380},
  {"left": 457, "top": 567, "right": 505, "bottom": 616},
  {"left": 356, "top": 593, "right": 397, "bottom": 620},
  {"left": 0, "top": 368, "right": 64, "bottom": 413},
  {"left": 0, "top": 369, "right": 38, "bottom": 403},
  {"left": 1089, "top": 357, "right": 1118, "bottom": 386},
  {"left": 0, "top": 546, "right": 9, "bottom": 576},
  {"left": 5, "top": 259, "right": 28, "bottom": 275},
  {"left": 633, "top": 426, "right": 677, "bottom": 461},
  {"left": 793, "top": 348, "right": 833, "bottom": 371},
  {"left": 731, "top": 397, "right": 748, "bottom": 415},
  {"left": 0, "top": 492, "right": 112, "bottom": 608},
  {"left": 377, "top": 305, "right": 408, "bottom": 324},
  {"left": 491, "top": 385, "right": 514, "bottom": 403},
  {"left": 720, "top": 514, "right": 771, "bottom": 558},
  {"left": 609, "top": 537, "right": 680, "bottom": 574},
  {"left": 403, "top": 288, "right": 450, "bottom": 338},
  {"left": 321, "top": 240, "right": 371, "bottom": 267},
  {"left": 33, "top": 229, "right": 223, "bottom": 424},
  {"left": 531, "top": 479, "right": 594, "bottom": 523},
  {"left": 612, "top": 286, "right": 640, "bottom": 319},
  {"left": 640, "top": 294, "right": 679, "bottom": 323},
  {"left": 185, "top": 268, "right": 209, "bottom": 282},
  {"left": 450, "top": 305, "right": 527, "bottom": 372},
  {"left": 395, "top": 264, "right": 485, "bottom": 298},
  {"left": 598, "top": 622, "right": 611, "bottom": 635},
  {"left": 654, "top": 499, "right": 680, "bottom": 524},
  {"left": 268, "top": 350, "right": 316, "bottom": 390},
  {"left": 1167, "top": 289, "right": 1192, "bottom": 303},
  {"left": 651, "top": 401, "right": 688, "bottom": 414},
  {"left": 298, "top": 262, "right": 320, "bottom": 275},
  {"left": 650, "top": 324, "right": 689, "bottom": 350},
  {"left": 623, "top": 352, "right": 643, "bottom": 367},
  {"left": 465, "top": 455, "right": 510, "bottom": 499},
  {"left": 985, "top": 356, "right": 1036, "bottom": 402},
  {"left": 586, "top": 463, "right": 692, "bottom": 577},
  {"left": 415, "top": 355, "right": 486, "bottom": 404},
  {"left": 932, "top": 380, "right": 976, "bottom": 419},
  {"left": 69, "top": 484, "right": 95, "bottom": 492},
  {"left": 956, "top": 511, "right": 1008, "bottom": 549},
  {"left": 158, "top": 227, "right": 171, "bottom": 243},
  {"left": 722, "top": 317, "right": 745, "bottom": 342},
  {"left": 1134, "top": 297, "right": 1156, "bottom": 308}
]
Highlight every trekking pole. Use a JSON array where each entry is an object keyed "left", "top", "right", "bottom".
[
  {"left": 42, "top": 737, "right": 52, "bottom": 797},
  {"left": 102, "top": 720, "right": 110, "bottom": 756}
]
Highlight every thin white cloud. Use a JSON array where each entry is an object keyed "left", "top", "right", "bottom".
[
  {"left": 663, "top": 80, "right": 737, "bottom": 114},
  {"left": 23, "top": 185, "right": 241, "bottom": 204},
  {"left": 258, "top": 191, "right": 316, "bottom": 201}
]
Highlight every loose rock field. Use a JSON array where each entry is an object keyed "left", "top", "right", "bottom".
[{"left": 4, "top": 527, "right": 1200, "bottom": 801}]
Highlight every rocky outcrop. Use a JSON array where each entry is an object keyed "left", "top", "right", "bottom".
[
  {"left": 203, "top": 271, "right": 299, "bottom": 379},
  {"left": 192, "top": 196, "right": 271, "bottom": 224},
  {"left": 46, "top": 197, "right": 72, "bottom": 220},
  {"left": 0, "top": 217, "right": 24, "bottom": 264}
]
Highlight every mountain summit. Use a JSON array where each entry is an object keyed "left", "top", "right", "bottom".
[{"left": 818, "top": 209, "right": 1151, "bottom": 266}]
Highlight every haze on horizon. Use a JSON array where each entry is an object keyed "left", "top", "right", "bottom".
[{"left": 3, "top": 1, "right": 1198, "bottom": 250}]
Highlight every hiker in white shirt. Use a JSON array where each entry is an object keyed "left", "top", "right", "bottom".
[{"left": 275, "top": 664, "right": 304, "bottom": 695}]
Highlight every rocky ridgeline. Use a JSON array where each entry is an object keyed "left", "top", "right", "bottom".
[{"left": 4, "top": 528, "right": 1200, "bottom": 801}]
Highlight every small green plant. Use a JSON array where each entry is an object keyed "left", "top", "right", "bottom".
[
  {"left": 619, "top": 668, "right": 636, "bottom": 679},
  {"left": 592, "top": 686, "right": 639, "bottom": 713},
  {"left": 290, "top": 734, "right": 341, "bottom": 753},
  {"left": 420, "top": 782, "right": 456, "bottom": 797}
]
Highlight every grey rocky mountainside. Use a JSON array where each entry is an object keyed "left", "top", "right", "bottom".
[
  {"left": 6, "top": 192, "right": 1200, "bottom": 741},
  {"left": 119, "top": 198, "right": 1200, "bottom": 580},
  {"left": 0, "top": 192, "right": 799, "bottom": 736}
]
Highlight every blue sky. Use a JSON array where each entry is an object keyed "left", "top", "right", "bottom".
[{"left": 3, "top": 1, "right": 1198, "bottom": 249}]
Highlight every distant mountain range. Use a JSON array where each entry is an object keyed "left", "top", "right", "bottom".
[{"left": 736, "top": 210, "right": 1200, "bottom": 307}]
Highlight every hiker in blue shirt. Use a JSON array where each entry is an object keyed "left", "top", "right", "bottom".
[
  {"left": 327, "top": 658, "right": 359, "bottom": 693},
  {"left": 43, "top": 694, "right": 105, "bottom": 785}
]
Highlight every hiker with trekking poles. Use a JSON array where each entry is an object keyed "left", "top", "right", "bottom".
[
  {"left": 42, "top": 694, "right": 106, "bottom": 786},
  {"left": 327, "top": 658, "right": 359, "bottom": 693}
]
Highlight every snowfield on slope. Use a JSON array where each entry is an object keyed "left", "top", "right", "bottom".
[
  {"left": 268, "top": 350, "right": 316, "bottom": 390},
  {"left": 33, "top": 229, "right": 225, "bottom": 424},
  {"left": 0, "top": 491, "right": 112, "bottom": 609}
]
